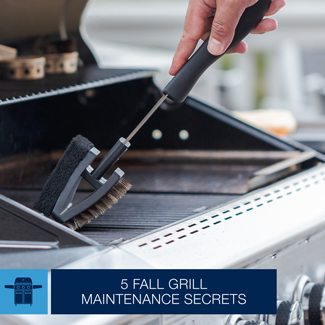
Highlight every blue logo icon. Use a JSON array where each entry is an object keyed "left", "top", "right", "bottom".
[
  {"left": 5, "top": 277, "right": 42, "bottom": 306},
  {"left": 0, "top": 270, "right": 48, "bottom": 314}
]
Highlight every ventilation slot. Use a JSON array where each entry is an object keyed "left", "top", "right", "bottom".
[{"left": 136, "top": 169, "right": 324, "bottom": 250}]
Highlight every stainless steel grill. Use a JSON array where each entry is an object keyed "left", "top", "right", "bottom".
[{"left": 1, "top": 1, "right": 325, "bottom": 325}]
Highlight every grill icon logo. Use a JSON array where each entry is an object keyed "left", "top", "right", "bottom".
[{"left": 4, "top": 277, "right": 42, "bottom": 306}]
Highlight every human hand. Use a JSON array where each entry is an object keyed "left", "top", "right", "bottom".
[{"left": 169, "top": 0, "right": 285, "bottom": 76}]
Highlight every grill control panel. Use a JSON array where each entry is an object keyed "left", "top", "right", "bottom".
[
  {"left": 225, "top": 315, "right": 268, "bottom": 325},
  {"left": 259, "top": 300, "right": 303, "bottom": 325},
  {"left": 293, "top": 275, "right": 325, "bottom": 325}
]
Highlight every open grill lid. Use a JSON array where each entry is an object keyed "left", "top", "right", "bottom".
[{"left": 0, "top": 0, "right": 87, "bottom": 43}]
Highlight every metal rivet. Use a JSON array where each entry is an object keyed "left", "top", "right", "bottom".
[
  {"left": 152, "top": 129, "right": 162, "bottom": 140},
  {"left": 179, "top": 130, "right": 189, "bottom": 140}
]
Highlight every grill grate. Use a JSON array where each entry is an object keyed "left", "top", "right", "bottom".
[
  {"left": 0, "top": 66, "right": 153, "bottom": 105},
  {"left": 0, "top": 189, "right": 237, "bottom": 245}
]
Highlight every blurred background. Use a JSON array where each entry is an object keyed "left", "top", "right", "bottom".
[{"left": 82, "top": 0, "right": 325, "bottom": 152}]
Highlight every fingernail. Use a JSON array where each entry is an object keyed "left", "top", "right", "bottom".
[
  {"left": 242, "top": 42, "right": 248, "bottom": 52},
  {"left": 274, "top": 20, "right": 278, "bottom": 30},
  {"left": 208, "top": 38, "right": 223, "bottom": 55}
]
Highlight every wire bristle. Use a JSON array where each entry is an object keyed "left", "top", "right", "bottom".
[{"left": 64, "top": 178, "right": 132, "bottom": 231}]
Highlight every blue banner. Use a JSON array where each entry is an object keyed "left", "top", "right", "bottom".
[
  {"left": 0, "top": 269, "right": 48, "bottom": 315},
  {"left": 51, "top": 269, "right": 276, "bottom": 314}
]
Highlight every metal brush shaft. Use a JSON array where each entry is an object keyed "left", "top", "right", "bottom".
[
  {"left": 89, "top": 95, "right": 167, "bottom": 184},
  {"left": 124, "top": 94, "right": 168, "bottom": 144}
]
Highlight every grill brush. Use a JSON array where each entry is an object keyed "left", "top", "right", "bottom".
[
  {"left": 34, "top": 136, "right": 131, "bottom": 230},
  {"left": 34, "top": 0, "right": 270, "bottom": 230}
]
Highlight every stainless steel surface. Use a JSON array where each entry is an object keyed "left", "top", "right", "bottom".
[
  {"left": 28, "top": 162, "right": 325, "bottom": 273},
  {"left": 290, "top": 301, "right": 304, "bottom": 325},
  {"left": 260, "top": 307, "right": 277, "bottom": 325},
  {"left": 11, "top": 314, "right": 227, "bottom": 325},
  {"left": 224, "top": 315, "right": 244, "bottom": 325},
  {"left": 292, "top": 276, "right": 312, "bottom": 302},
  {"left": 3, "top": 153, "right": 325, "bottom": 325},
  {"left": 5, "top": 163, "right": 325, "bottom": 324},
  {"left": 0, "top": 193, "right": 99, "bottom": 248},
  {"left": 248, "top": 151, "right": 317, "bottom": 191},
  {"left": 45, "top": 164, "right": 325, "bottom": 318},
  {"left": 292, "top": 277, "right": 325, "bottom": 325},
  {"left": 302, "top": 283, "right": 314, "bottom": 325},
  {"left": 37, "top": 163, "right": 325, "bottom": 324},
  {"left": 118, "top": 164, "right": 325, "bottom": 269},
  {"left": 293, "top": 279, "right": 314, "bottom": 325},
  {"left": 0, "top": 240, "right": 56, "bottom": 250}
]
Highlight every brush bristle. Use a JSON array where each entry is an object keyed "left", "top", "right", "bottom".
[{"left": 64, "top": 178, "right": 132, "bottom": 231}]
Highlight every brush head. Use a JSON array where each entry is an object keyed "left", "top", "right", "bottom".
[
  {"left": 35, "top": 134, "right": 132, "bottom": 230},
  {"left": 64, "top": 177, "right": 132, "bottom": 231},
  {"left": 34, "top": 135, "right": 94, "bottom": 217}
]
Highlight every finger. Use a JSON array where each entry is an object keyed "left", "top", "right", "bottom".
[
  {"left": 202, "top": 19, "right": 248, "bottom": 49},
  {"left": 227, "top": 41, "right": 248, "bottom": 54},
  {"left": 208, "top": 0, "right": 256, "bottom": 56},
  {"left": 169, "top": 0, "right": 213, "bottom": 75},
  {"left": 201, "top": 31, "right": 210, "bottom": 41},
  {"left": 251, "top": 18, "right": 278, "bottom": 34},
  {"left": 265, "top": 0, "right": 285, "bottom": 16},
  {"left": 203, "top": 11, "right": 278, "bottom": 42},
  {"left": 201, "top": 16, "right": 214, "bottom": 41}
]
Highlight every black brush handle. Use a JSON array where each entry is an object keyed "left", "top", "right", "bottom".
[
  {"left": 163, "top": 0, "right": 271, "bottom": 103},
  {"left": 91, "top": 138, "right": 130, "bottom": 179}
]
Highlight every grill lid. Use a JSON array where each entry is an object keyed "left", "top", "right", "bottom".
[{"left": 0, "top": 0, "right": 88, "bottom": 43}]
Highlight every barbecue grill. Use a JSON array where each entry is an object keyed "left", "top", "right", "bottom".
[
  {"left": 2, "top": 1, "right": 325, "bottom": 325},
  {"left": 4, "top": 277, "right": 42, "bottom": 306}
]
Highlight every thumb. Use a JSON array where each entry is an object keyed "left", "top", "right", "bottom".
[{"left": 207, "top": 1, "right": 247, "bottom": 56}]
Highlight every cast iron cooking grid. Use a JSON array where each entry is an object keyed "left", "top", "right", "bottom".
[
  {"left": 0, "top": 66, "right": 153, "bottom": 105},
  {"left": 136, "top": 166, "right": 325, "bottom": 250}
]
